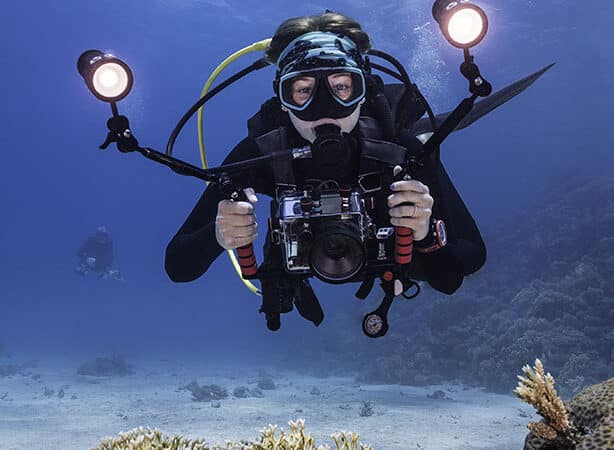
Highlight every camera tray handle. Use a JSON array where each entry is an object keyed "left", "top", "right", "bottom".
[
  {"left": 218, "top": 174, "right": 258, "bottom": 277},
  {"left": 392, "top": 166, "right": 415, "bottom": 266}
]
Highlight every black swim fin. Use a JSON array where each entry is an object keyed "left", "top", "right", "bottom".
[{"left": 412, "top": 63, "right": 555, "bottom": 136}]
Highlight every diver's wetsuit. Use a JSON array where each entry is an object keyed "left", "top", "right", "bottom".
[{"left": 165, "top": 124, "right": 486, "bottom": 295}]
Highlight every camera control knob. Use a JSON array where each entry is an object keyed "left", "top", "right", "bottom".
[
  {"left": 340, "top": 185, "right": 352, "bottom": 198},
  {"left": 312, "top": 190, "right": 322, "bottom": 213},
  {"left": 300, "top": 196, "right": 313, "bottom": 214},
  {"left": 340, "top": 186, "right": 351, "bottom": 212}
]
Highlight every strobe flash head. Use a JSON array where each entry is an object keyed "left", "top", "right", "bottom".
[
  {"left": 78, "top": 50, "right": 133, "bottom": 102},
  {"left": 432, "top": 0, "right": 488, "bottom": 49}
]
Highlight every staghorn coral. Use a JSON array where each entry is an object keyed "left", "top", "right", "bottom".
[
  {"left": 517, "top": 359, "right": 614, "bottom": 450},
  {"left": 93, "top": 418, "right": 373, "bottom": 450},
  {"left": 515, "top": 359, "right": 571, "bottom": 435},
  {"left": 94, "top": 427, "right": 208, "bottom": 450}
]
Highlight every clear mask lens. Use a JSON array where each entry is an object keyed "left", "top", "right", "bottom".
[{"left": 280, "top": 69, "right": 365, "bottom": 111}]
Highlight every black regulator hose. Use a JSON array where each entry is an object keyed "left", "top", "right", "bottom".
[
  {"left": 368, "top": 76, "right": 396, "bottom": 141},
  {"left": 165, "top": 58, "right": 269, "bottom": 156},
  {"left": 368, "top": 49, "right": 437, "bottom": 132}
]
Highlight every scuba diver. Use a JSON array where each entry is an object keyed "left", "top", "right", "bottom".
[
  {"left": 75, "top": 226, "right": 123, "bottom": 280},
  {"left": 164, "top": 12, "right": 487, "bottom": 331}
]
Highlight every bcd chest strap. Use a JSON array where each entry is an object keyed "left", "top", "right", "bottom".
[{"left": 254, "top": 124, "right": 409, "bottom": 190}]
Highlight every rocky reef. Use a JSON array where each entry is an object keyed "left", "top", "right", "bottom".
[{"left": 293, "top": 174, "right": 614, "bottom": 396}]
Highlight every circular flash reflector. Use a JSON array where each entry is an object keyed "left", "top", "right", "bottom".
[
  {"left": 92, "top": 62, "right": 130, "bottom": 100},
  {"left": 447, "top": 7, "right": 485, "bottom": 46}
]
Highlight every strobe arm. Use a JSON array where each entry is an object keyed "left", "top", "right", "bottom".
[
  {"left": 98, "top": 114, "right": 283, "bottom": 185},
  {"left": 417, "top": 53, "right": 492, "bottom": 164}
]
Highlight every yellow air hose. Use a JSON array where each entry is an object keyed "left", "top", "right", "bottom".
[{"left": 197, "top": 38, "right": 272, "bottom": 296}]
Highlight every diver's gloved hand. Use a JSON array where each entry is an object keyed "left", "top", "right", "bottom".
[
  {"left": 215, "top": 187, "right": 259, "bottom": 250},
  {"left": 388, "top": 166, "right": 433, "bottom": 241}
]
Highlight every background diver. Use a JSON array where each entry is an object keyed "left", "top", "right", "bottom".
[
  {"left": 76, "top": 225, "right": 123, "bottom": 281},
  {"left": 165, "top": 12, "right": 487, "bottom": 331}
]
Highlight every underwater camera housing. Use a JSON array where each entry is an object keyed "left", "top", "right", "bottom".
[
  {"left": 270, "top": 186, "right": 397, "bottom": 284},
  {"left": 261, "top": 124, "right": 399, "bottom": 285}
]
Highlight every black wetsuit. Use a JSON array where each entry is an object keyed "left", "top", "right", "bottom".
[{"left": 165, "top": 125, "right": 486, "bottom": 295}]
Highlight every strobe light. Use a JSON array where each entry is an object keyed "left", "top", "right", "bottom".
[
  {"left": 432, "top": 0, "right": 488, "bottom": 49},
  {"left": 78, "top": 50, "right": 133, "bottom": 102}
]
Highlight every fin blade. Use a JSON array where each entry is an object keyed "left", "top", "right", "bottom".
[{"left": 412, "top": 63, "right": 556, "bottom": 136}]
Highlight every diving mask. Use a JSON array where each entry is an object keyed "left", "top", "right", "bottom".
[
  {"left": 278, "top": 67, "right": 366, "bottom": 120},
  {"left": 275, "top": 31, "right": 368, "bottom": 121}
]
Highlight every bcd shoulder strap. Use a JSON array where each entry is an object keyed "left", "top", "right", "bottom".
[{"left": 253, "top": 126, "right": 296, "bottom": 186}]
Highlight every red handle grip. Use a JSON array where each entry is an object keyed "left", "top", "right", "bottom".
[
  {"left": 395, "top": 226, "right": 414, "bottom": 265},
  {"left": 237, "top": 244, "right": 258, "bottom": 276}
]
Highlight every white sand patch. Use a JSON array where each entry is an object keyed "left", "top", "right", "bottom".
[{"left": 0, "top": 356, "right": 536, "bottom": 449}]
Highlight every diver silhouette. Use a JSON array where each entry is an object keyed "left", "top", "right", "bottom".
[{"left": 76, "top": 226, "right": 123, "bottom": 281}]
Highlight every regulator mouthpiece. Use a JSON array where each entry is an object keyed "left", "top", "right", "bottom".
[{"left": 312, "top": 124, "right": 343, "bottom": 153}]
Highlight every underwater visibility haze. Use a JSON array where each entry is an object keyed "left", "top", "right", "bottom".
[{"left": 0, "top": 0, "right": 612, "bottom": 448}]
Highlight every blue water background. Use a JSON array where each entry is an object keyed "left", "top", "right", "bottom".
[{"left": 1, "top": 0, "right": 612, "bottom": 361}]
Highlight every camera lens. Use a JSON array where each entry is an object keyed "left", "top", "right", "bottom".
[
  {"left": 310, "top": 221, "right": 365, "bottom": 283},
  {"left": 322, "top": 235, "right": 348, "bottom": 260}
]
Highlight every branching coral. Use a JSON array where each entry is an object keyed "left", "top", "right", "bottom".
[
  {"left": 94, "top": 427, "right": 208, "bottom": 450},
  {"left": 93, "top": 418, "right": 373, "bottom": 450},
  {"left": 514, "top": 358, "right": 570, "bottom": 438},
  {"left": 518, "top": 360, "right": 614, "bottom": 450}
]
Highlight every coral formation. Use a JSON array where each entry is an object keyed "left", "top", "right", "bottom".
[
  {"left": 232, "top": 386, "right": 263, "bottom": 398},
  {"left": 257, "top": 374, "right": 276, "bottom": 390},
  {"left": 426, "top": 390, "right": 448, "bottom": 400},
  {"left": 566, "top": 380, "right": 614, "bottom": 449},
  {"left": 179, "top": 381, "right": 228, "bottom": 402},
  {"left": 358, "top": 400, "right": 374, "bottom": 417},
  {"left": 0, "top": 364, "right": 21, "bottom": 377},
  {"left": 78, "top": 354, "right": 134, "bottom": 377},
  {"left": 515, "top": 359, "right": 614, "bottom": 450},
  {"left": 93, "top": 418, "right": 372, "bottom": 450},
  {"left": 0, "top": 360, "right": 36, "bottom": 377},
  {"left": 515, "top": 359, "right": 573, "bottom": 446}
]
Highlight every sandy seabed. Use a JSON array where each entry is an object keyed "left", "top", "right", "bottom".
[{"left": 0, "top": 356, "right": 536, "bottom": 450}]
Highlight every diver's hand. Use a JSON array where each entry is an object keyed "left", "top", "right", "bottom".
[
  {"left": 215, "top": 188, "right": 259, "bottom": 250},
  {"left": 388, "top": 167, "right": 433, "bottom": 241}
]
